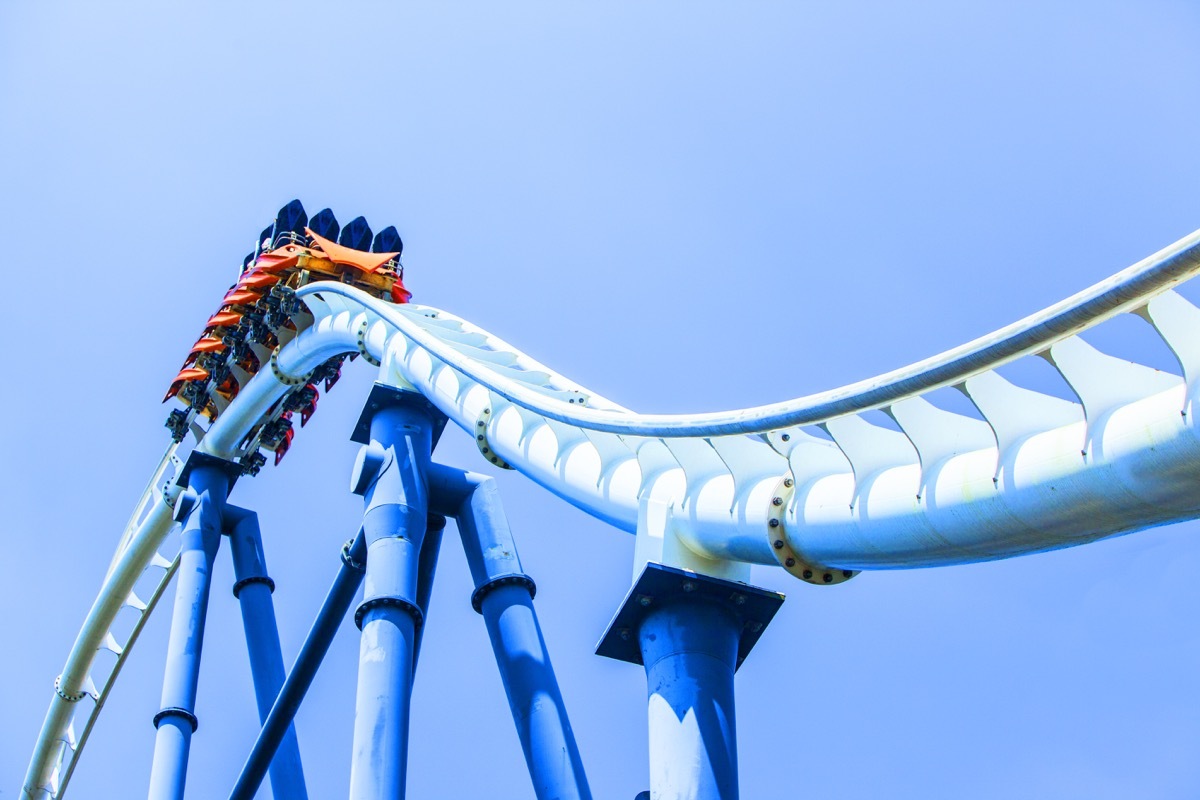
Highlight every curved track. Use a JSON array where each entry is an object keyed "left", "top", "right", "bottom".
[{"left": 22, "top": 228, "right": 1200, "bottom": 799}]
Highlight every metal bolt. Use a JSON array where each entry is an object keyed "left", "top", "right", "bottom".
[
  {"left": 842, "top": 570, "right": 853, "bottom": 578},
  {"left": 732, "top": 593, "right": 746, "bottom": 606},
  {"left": 785, "top": 557, "right": 796, "bottom": 568},
  {"left": 637, "top": 594, "right": 653, "bottom": 607},
  {"left": 681, "top": 581, "right": 696, "bottom": 593},
  {"left": 773, "top": 540, "right": 784, "bottom": 549},
  {"left": 746, "top": 620, "right": 763, "bottom": 633},
  {"left": 783, "top": 477, "right": 794, "bottom": 488},
  {"left": 802, "top": 569, "right": 813, "bottom": 579},
  {"left": 769, "top": 519, "right": 780, "bottom": 528},
  {"left": 772, "top": 497, "right": 783, "bottom": 506},
  {"left": 781, "top": 433, "right": 791, "bottom": 442},
  {"left": 823, "top": 573, "right": 833, "bottom": 583},
  {"left": 618, "top": 627, "right": 631, "bottom": 641}
]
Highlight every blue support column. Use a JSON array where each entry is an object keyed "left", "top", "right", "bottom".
[
  {"left": 229, "top": 533, "right": 366, "bottom": 800},
  {"left": 348, "top": 397, "right": 435, "bottom": 800},
  {"left": 225, "top": 506, "right": 307, "bottom": 800},
  {"left": 596, "top": 563, "right": 785, "bottom": 800},
  {"left": 639, "top": 599, "right": 740, "bottom": 800},
  {"left": 428, "top": 465, "right": 592, "bottom": 800},
  {"left": 147, "top": 462, "right": 229, "bottom": 800},
  {"left": 411, "top": 514, "right": 445, "bottom": 675}
]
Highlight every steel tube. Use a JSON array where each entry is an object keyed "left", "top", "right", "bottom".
[
  {"left": 300, "top": 225, "right": 1200, "bottom": 436},
  {"left": 229, "top": 533, "right": 366, "bottom": 800},
  {"left": 411, "top": 515, "right": 445, "bottom": 674},
  {"left": 639, "top": 599, "right": 741, "bottom": 800},
  {"left": 147, "top": 465, "right": 228, "bottom": 800},
  {"left": 226, "top": 508, "right": 307, "bottom": 800},
  {"left": 348, "top": 403, "right": 433, "bottom": 800},
  {"left": 429, "top": 465, "right": 592, "bottom": 800}
]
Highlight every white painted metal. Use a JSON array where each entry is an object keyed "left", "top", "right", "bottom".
[{"left": 23, "top": 227, "right": 1200, "bottom": 798}]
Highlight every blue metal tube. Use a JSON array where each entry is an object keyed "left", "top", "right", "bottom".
[
  {"left": 411, "top": 514, "right": 445, "bottom": 675},
  {"left": 225, "top": 507, "right": 307, "bottom": 800},
  {"left": 228, "top": 532, "right": 366, "bottom": 800},
  {"left": 638, "top": 599, "right": 741, "bottom": 800},
  {"left": 349, "top": 403, "right": 433, "bottom": 800},
  {"left": 147, "top": 464, "right": 228, "bottom": 800},
  {"left": 428, "top": 464, "right": 592, "bottom": 800}
]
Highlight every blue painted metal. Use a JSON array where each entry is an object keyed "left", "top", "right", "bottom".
[
  {"left": 596, "top": 564, "right": 785, "bottom": 800},
  {"left": 639, "top": 597, "right": 741, "bottom": 800},
  {"left": 349, "top": 399, "right": 435, "bottom": 800},
  {"left": 428, "top": 464, "right": 592, "bottom": 800},
  {"left": 225, "top": 506, "right": 307, "bottom": 800},
  {"left": 147, "top": 463, "right": 228, "bottom": 800},
  {"left": 411, "top": 514, "right": 445, "bottom": 674},
  {"left": 229, "top": 532, "right": 366, "bottom": 800}
]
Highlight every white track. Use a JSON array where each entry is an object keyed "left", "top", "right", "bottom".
[{"left": 22, "top": 228, "right": 1200, "bottom": 799}]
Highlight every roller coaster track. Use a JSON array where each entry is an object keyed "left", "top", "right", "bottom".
[{"left": 22, "top": 226, "right": 1200, "bottom": 798}]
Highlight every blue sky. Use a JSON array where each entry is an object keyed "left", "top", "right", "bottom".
[{"left": 4, "top": 2, "right": 1200, "bottom": 798}]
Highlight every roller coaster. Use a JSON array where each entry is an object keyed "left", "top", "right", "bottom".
[{"left": 20, "top": 199, "right": 1200, "bottom": 799}]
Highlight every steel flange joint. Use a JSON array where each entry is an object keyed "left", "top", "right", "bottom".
[
  {"left": 767, "top": 474, "right": 858, "bottom": 586},
  {"left": 470, "top": 573, "right": 537, "bottom": 613},
  {"left": 354, "top": 596, "right": 424, "bottom": 630}
]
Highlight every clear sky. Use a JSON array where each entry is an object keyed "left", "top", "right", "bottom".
[{"left": 4, "top": 2, "right": 1200, "bottom": 798}]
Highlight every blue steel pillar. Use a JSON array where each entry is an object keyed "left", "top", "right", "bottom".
[
  {"left": 229, "top": 533, "right": 367, "bottom": 800},
  {"left": 597, "top": 564, "right": 784, "bottom": 800},
  {"left": 428, "top": 465, "right": 592, "bottom": 800},
  {"left": 348, "top": 395, "right": 435, "bottom": 800},
  {"left": 225, "top": 506, "right": 307, "bottom": 800},
  {"left": 147, "top": 461, "right": 230, "bottom": 800},
  {"left": 640, "top": 599, "right": 740, "bottom": 800},
  {"left": 411, "top": 514, "right": 445, "bottom": 675}
]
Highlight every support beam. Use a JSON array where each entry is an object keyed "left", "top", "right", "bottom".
[
  {"left": 429, "top": 465, "right": 592, "bottom": 800},
  {"left": 597, "top": 563, "right": 784, "bottom": 800},
  {"left": 640, "top": 598, "right": 740, "bottom": 800},
  {"left": 225, "top": 506, "right": 307, "bottom": 800},
  {"left": 348, "top": 396, "right": 436, "bottom": 800},
  {"left": 147, "top": 462, "right": 229, "bottom": 800},
  {"left": 229, "top": 533, "right": 366, "bottom": 800},
  {"left": 411, "top": 514, "right": 445, "bottom": 674}
]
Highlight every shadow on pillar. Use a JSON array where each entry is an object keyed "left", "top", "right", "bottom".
[{"left": 597, "top": 563, "right": 785, "bottom": 800}]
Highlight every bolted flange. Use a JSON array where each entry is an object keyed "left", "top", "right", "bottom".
[
  {"left": 474, "top": 407, "right": 513, "bottom": 469},
  {"left": 767, "top": 474, "right": 858, "bottom": 586},
  {"left": 355, "top": 318, "right": 382, "bottom": 367},
  {"left": 269, "top": 345, "right": 313, "bottom": 387}
]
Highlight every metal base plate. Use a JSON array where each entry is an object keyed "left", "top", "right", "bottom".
[
  {"left": 177, "top": 451, "right": 243, "bottom": 490},
  {"left": 595, "top": 563, "right": 785, "bottom": 671},
  {"left": 350, "top": 383, "right": 449, "bottom": 446}
]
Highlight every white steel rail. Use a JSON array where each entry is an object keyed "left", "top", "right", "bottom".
[{"left": 23, "top": 227, "right": 1200, "bottom": 798}]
